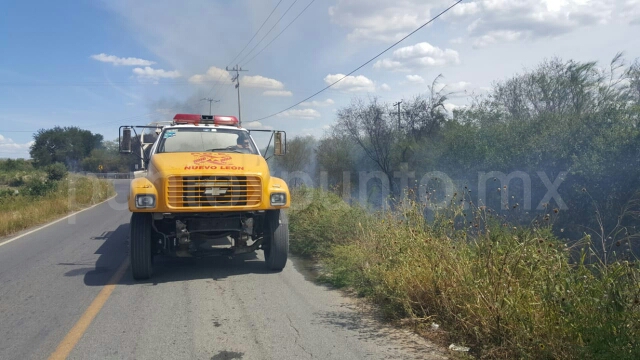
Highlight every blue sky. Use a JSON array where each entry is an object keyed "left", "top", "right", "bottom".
[{"left": 1, "top": 0, "right": 639, "bottom": 158}]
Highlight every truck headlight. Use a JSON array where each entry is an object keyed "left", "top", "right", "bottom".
[
  {"left": 270, "top": 193, "right": 287, "bottom": 206},
  {"left": 135, "top": 194, "right": 156, "bottom": 209}
]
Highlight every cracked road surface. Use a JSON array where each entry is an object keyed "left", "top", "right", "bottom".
[{"left": 0, "top": 180, "right": 446, "bottom": 360}]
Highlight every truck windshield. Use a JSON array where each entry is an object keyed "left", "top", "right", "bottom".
[{"left": 156, "top": 128, "right": 258, "bottom": 154}]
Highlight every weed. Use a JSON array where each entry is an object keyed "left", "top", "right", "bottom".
[
  {"left": 0, "top": 174, "right": 114, "bottom": 237},
  {"left": 289, "top": 188, "right": 640, "bottom": 359}
]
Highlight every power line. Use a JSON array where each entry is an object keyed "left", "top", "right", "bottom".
[
  {"left": 0, "top": 80, "right": 230, "bottom": 87},
  {"left": 200, "top": 97, "right": 220, "bottom": 115},
  {"left": 227, "top": 0, "right": 284, "bottom": 67},
  {"left": 194, "top": 0, "right": 301, "bottom": 112},
  {"left": 0, "top": 112, "right": 159, "bottom": 134},
  {"left": 202, "top": 0, "right": 285, "bottom": 103},
  {"left": 84, "top": 112, "right": 158, "bottom": 127},
  {"left": 242, "top": 0, "right": 317, "bottom": 67},
  {"left": 236, "top": 0, "right": 299, "bottom": 66},
  {"left": 251, "top": 0, "right": 463, "bottom": 122}
]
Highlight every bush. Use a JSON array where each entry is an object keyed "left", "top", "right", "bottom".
[
  {"left": 0, "top": 174, "right": 115, "bottom": 237},
  {"left": 289, "top": 188, "right": 640, "bottom": 360},
  {"left": 45, "top": 162, "right": 68, "bottom": 181},
  {"left": 22, "top": 177, "right": 56, "bottom": 197},
  {"left": 0, "top": 188, "right": 17, "bottom": 200},
  {"left": 8, "top": 175, "right": 25, "bottom": 187},
  {"left": 0, "top": 158, "right": 33, "bottom": 172}
]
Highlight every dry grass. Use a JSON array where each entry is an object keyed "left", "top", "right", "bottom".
[
  {"left": 289, "top": 188, "right": 640, "bottom": 360},
  {"left": 0, "top": 174, "right": 115, "bottom": 237}
]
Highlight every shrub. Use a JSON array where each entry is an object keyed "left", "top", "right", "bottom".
[
  {"left": 0, "top": 188, "right": 17, "bottom": 199},
  {"left": 22, "top": 177, "right": 56, "bottom": 197},
  {"left": 0, "top": 158, "right": 33, "bottom": 172},
  {"left": 45, "top": 162, "right": 68, "bottom": 181},
  {"left": 289, "top": 188, "right": 640, "bottom": 360},
  {"left": 0, "top": 174, "right": 115, "bottom": 237},
  {"left": 8, "top": 175, "right": 25, "bottom": 187}
]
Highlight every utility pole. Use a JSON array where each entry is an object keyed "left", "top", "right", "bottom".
[
  {"left": 200, "top": 98, "right": 219, "bottom": 115},
  {"left": 393, "top": 101, "right": 403, "bottom": 131},
  {"left": 226, "top": 65, "right": 248, "bottom": 125}
]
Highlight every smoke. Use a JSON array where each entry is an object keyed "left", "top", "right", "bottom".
[{"left": 145, "top": 92, "right": 208, "bottom": 123}]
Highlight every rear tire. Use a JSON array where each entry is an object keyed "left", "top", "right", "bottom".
[
  {"left": 130, "top": 213, "right": 153, "bottom": 280},
  {"left": 264, "top": 210, "right": 289, "bottom": 271}
]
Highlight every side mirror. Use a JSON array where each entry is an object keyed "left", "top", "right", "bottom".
[
  {"left": 274, "top": 131, "right": 285, "bottom": 156},
  {"left": 120, "top": 128, "right": 132, "bottom": 154}
]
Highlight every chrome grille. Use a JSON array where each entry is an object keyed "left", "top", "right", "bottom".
[{"left": 167, "top": 176, "right": 261, "bottom": 208}]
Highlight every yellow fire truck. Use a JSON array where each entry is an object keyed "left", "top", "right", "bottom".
[{"left": 120, "top": 114, "right": 289, "bottom": 280}]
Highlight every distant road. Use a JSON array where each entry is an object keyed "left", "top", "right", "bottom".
[{"left": 0, "top": 181, "right": 445, "bottom": 360}]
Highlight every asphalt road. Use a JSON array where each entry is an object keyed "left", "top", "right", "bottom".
[{"left": 0, "top": 180, "right": 446, "bottom": 360}]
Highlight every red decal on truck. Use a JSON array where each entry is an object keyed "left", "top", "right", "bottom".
[{"left": 191, "top": 153, "right": 233, "bottom": 166}]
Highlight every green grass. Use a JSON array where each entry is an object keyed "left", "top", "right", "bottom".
[
  {"left": 289, "top": 188, "right": 640, "bottom": 360},
  {"left": 0, "top": 174, "right": 115, "bottom": 237}
]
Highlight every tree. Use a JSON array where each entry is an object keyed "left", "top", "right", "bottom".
[
  {"left": 316, "top": 131, "right": 356, "bottom": 191},
  {"left": 45, "top": 163, "right": 68, "bottom": 181},
  {"left": 30, "top": 127, "right": 103, "bottom": 170},
  {"left": 401, "top": 76, "right": 450, "bottom": 140},
  {"left": 335, "top": 97, "right": 397, "bottom": 192},
  {"left": 81, "top": 140, "right": 139, "bottom": 172},
  {"left": 273, "top": 136, "right": 315, "bottom": 187}
]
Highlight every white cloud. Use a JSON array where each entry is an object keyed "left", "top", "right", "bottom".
[
  {"left": 393, "top": 42, "right": 458, "bottom": 61},
  {"left": 296, "top": 127, "right": 327, "bottom": 137},
  {"left": 473, "top": 30, "right": 523, "bottom": 48},
  {"left": 435, "top": 81, "right": 472, "bottom": 93},
  {"left": 379, "top": 83, "right": 391, "bottom": 91},
  {"left": 132, "top": 67, "right": 181, "bottom": 80},
  {"left": 90, "top": 53, "right": 156, "bottom": 66},
  {"left": 443, "top": 102, "right": 462, "bottom": 113},
  {"left": 0, "top": 134, "right": 33, "bottom": 159},
  {"left": 329, "top": 0, "right": 620, "bottom": 47},
  {"left": 188, "top": 66, "right": 232, "bottom": 84},
  {"left": 278, "top": 109, "right": 322, "bottom": 119},
  {"left": 623, "top": 0, "right": 640, "bottom": 25},
  {"left": 372, "top": 59, "right": 405, "bottom": 71},
  {"left": 300, "top": 99, "right": 335, "bottom": 107},
  {"left": 328, "top": 0, "right": 450, "bottom": 42},
  {"left": 324, "top": 74, "right": 376, "bottom": 92},
  {"left": 406, "top": 75, "right": 425, "bottom": 84},
  {"left": 450, "top": 37, "right": 464, "bottom": 44},
  {"left": 243, "top": 121, "right": 274, "bottom": 130},
  {"left": 241, "top": 75, "right": 284, "bottom": 90},
  {"left": 449, "top": 0, "right": 616, "bottom": 48},
  {"left": 263, "top": 90, "right": 293, "bottom": 97},
  {"left": 373, "top": 42, "right": 460, "bottom": 71}
]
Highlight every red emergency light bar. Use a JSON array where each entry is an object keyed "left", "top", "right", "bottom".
[{"left": 172, "top": 114, "right": 239, "bottom": 126}]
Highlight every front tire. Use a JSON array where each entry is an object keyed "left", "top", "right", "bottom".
[
  {"left": 264, "top": 210, "right": 289, "bottom": 271},
  {"left": 130, "top": 213, "right": 153, "bottom": 280}
]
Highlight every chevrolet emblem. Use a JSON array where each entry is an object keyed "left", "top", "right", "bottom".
[{"left": 204, "top": 187, "right": 227, "bottom": 196}]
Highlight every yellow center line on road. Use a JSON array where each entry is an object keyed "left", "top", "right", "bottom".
[{"left": 48, "top": 258, "right": 130, "bottom": 360}]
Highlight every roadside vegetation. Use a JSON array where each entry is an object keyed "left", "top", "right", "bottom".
[
  {"left": 0, "top": 159, "right": 115, "bottom": 237},
  {"left": 280, "top": 54, "right": 640, "bottom": 359},
  {"left": 289, "top": 188, "right": 640, "bottom": 360},
  {"left": 28, "top": 126, "right": 138, "bottom": 173},
  {"left": 275, "top": 54, "right": 640, "bottom": 250}
]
